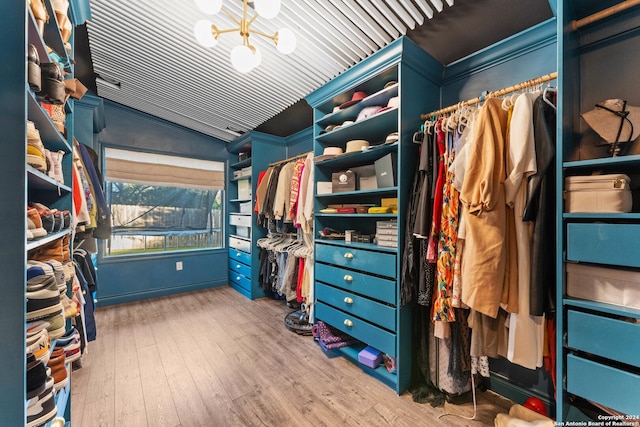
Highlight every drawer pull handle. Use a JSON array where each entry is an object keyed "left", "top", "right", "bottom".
[
  {"left": 344, "top": 275, "right": 353, "bottom": 282},
  {"left": 344, "top": 297, "right": 353, "bottom": 304},
  {"left": 236, "top": 252, "right": 241, "bottom": 257},
  {"left": 344, "top": 252, "right": 354, "bottom": 260},
  {"left": 344, "top": 319, "right": 353, "bottom": 327},
  {"left": 236, "top": 264, "right": 241, "bottom": 269},
  {"left": 236, "top": 276, "right": 241, "bottom": 281}
]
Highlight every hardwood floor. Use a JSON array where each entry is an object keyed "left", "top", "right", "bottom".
[{"left": 71, "top": 286, "right": 513, "bottom": 426}]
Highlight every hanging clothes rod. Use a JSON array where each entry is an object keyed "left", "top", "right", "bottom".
[
  {"left": 419, "top": 72, "right": 558, "bottom": 120},
  {"left": 268, "top": 151, "right": 312, "bottom": 167},
  {"left": 571, "top": 0, "right": 640, "bottom": 30}
]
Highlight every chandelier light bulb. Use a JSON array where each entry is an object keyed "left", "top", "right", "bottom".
[
  {"left": 194, "top": 0, "right": 223, "bottom": 15},
  {"left": 276, "top": 28, "right": 296, "bottom": 54},
  {"left": 231, "top": 45, "right": 260, "bottom": 73},
  {"left": 194, "top": 20, "right": 218, "bottom": 47},
  {"left": 254, "top": 0, "right": 281, "bottom": 19}
]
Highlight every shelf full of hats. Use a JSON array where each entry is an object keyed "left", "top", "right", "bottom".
[
  {"left": 557, "top": 0, "right": 640, "bottom": 420},
  {"left": 25, "top": 0, "right": 97, "bottom": 426},
  {"left": 305, "top": 37, "right": 442, "bottom": 393}
]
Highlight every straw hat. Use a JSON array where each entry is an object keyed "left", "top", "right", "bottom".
[
  {"left": 346, "top": 139, "right": 369, "bottom": 153},
  {"left": 314, "top": 146, "right": 343, "bottom": 162},
  {"left": 582, "top": 99, "right": 640, "bottom": 143}
]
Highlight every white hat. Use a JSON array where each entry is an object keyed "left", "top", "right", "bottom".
[
  {"left": 346, "top": 139, "right": 369, "bottom": 153},
  {"left": 314, "top": 146, "right": 343, "bottom": 162},
  {"left": 582, "top": 99, "right": 640, "bottom": 143}
]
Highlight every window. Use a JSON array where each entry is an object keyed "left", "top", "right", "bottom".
[{"left": 103, "top": 148, "right": 225, "bottom": 256}]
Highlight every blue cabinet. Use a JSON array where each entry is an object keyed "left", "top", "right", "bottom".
[
  {"left": 226, "top": 132, "right": 286, "bottom": 299},
  {"left": 557, "top": 1, "right": 640, "bottom": 420},
  {"left": 306, "top": 36, "right": 442, "bottom": 394}
]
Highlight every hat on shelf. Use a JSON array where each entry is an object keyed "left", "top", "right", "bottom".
[
  {"left": 582, "top": 99, "right": 640, "bottom": 143},
  {"left": 314, "top": 146, "right": 343, "bottom": 162},
  {"left": 346, "top": 139, "right": 370, "bottom": 153},
  {"left": 334, "top": 120, "right": 354, "bottom": 130},
  {"left": 319, "top": 124, "right": 337, "bottom": 135},
  {"left": 356, "top": 105, "right": 383, "bottom": 122},
  {"left": 384, "top": 131, "right": 399, "bottom": 145},
  {"left": 339, "top": 91, "right": 368, "bottom": 109},
  {"left": 378, "top": 96, "right": 399, "bottom": 114}
]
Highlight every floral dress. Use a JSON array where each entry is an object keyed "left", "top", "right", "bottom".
[{"left": 432, "top": 129, "right": 461, "bottom": 322}]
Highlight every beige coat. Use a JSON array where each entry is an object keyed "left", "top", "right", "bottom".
[{"left": 460, "top": 98, "right": 508, "bottom": 318}]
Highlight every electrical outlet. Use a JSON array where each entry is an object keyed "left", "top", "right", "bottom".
[{"left": 176, "top": 261, "right": 183, "bottom": 271}]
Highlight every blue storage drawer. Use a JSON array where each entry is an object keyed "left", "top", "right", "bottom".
[
  {"left": 567, "top": 223, "right": 640, "bottom": 267},
  {"left": 316, "top": 301, "right": 396, "bottom": 357},
  {"left": 228, "top": 259, "right": 251, "bottom": 279},
  {"left": 315, "top": 262, "right": 396, "bottom": 305},
  {"left": 316, "top": 282, "right": 396, "bottom": 331},
  {"left": 567, "top": 354, "right": 640, "bottom": 415},
  {"left": 316, "top": 243, "right": 396, "bottom": 278},
  {"left": 228, "top": 248, "right": 251, "bottom": 266},
  {"left": 568, "top": 310, "right": 640, "bottom": 368},
  {"left": 229, "top": 270, "right": 251, "bottom": 291}
]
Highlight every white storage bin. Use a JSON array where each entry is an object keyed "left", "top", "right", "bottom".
[
  {"left": 229, "top": 236, "right": 251, "bottom": 253},
  {"left": 235, "top": 226, "right": 250, "bottom": 238},
  {"left": 239, "top": 201, "right": 252, "bottom": 213},
  {"left": 237, "top": 179, "right": 251, "bottom": 199},
  {"left": 229, "top": 214, "right": 251, "bottom": 227},
  {"left": 566, "top": 263, "right": 640, "bottom": 310}
]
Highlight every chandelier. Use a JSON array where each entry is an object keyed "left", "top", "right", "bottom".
[{"left": 193, "top": 0, "right": 297, "bottom": 73}]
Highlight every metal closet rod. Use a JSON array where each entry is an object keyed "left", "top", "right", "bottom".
[
  {"left": 420, "top": 72, "right": 558, "bottom": 120},
  {"left": 269, "top": 151, "right": 312, "bottom": 166},
  {"left": 571, "top": 0, "right": 640, "bottom": 31}
]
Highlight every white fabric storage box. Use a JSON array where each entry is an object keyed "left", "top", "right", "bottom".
[
  {"left": 229, "top": 214, "right": 251, "bottom": 227},
  {"left": 566, "top": 263, "right": 640, "bottom": 310},
  {"left": 229, "top": 236, "right": 251, "bottom": 252},
  {"left": 237, "top": 179, "right": 251, "bottom": 199},
  {"left": 239, "top": 201, "right": 252, "bottom": 213},
  {"left": 235, "top": 226, "right": 250, "bottom": 238},
  {"left": 564, "top": 174, "right": 632, "bottom": 213}
]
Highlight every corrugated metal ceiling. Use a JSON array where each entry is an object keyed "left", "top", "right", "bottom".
[{"left": 86, "top": 0, "right": 455, "bottom": 142}]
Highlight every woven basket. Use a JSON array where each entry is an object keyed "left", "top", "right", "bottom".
[{"left": 51, "top": 104, "right": 66, "bottom": 133}]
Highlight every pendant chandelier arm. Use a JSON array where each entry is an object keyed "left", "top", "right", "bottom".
[{"left": 250, "top": 29, "right": 278, "bottom": 43}]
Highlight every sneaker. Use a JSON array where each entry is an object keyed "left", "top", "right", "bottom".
[
  {"left": 27, "top": 145, "right": 47, "bottom": 172},
  {"left": 27, "top": 207, "right": 47, "bottom": 238},
  {"left": 47, "top": 348, "right": 68, "bottom": 391},
  {"left": 28, "top": 237, "right": 65, "bottom": 264},
  {"left": 40, "top": 309, "right": 65, "bottom": 340},
  {"left": 26, "top": 359, "right": 47, "bottom": 400},
  {"left": 37, "top": 62, "right": 65, "bottom": 105},
  {"left": 28, "top": 260, "right": 66, "bottom": 292},
  {"left": 26, "top": 328, "right": 50, "bottom": 365},
  {"left": 26, "top": 320, "right": 51, "bottom": 338},
  {"left": 26, "top": 375, "right": 57, "bottom": 427},
  {"left": 27, "top": 227, "right": 35, "bottom": 241},
  {"left": 28, "top": 44, "right": 41, "bottom": 92},
  {"left": 54, "top": 328, "right": 81, "bottom": 363},
  {"left": 60, "top": 294, "right": 78, "bottom": 318}
]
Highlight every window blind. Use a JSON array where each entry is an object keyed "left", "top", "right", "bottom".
[{"left": 104, "top": 148, "right": 225, "bottom": 190}]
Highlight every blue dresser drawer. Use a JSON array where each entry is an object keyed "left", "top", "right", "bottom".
[
  {"left": 315, "top": 262, "right": 396, "bottom": 305},
  {"left": 228, "top": 259, "right": 251, "bottom": 278},
  {"left": 316, "top": 243, "right": 396, "bottom": 278},
  {"left": 567, "top": 354, "right": 640, "bottom": 415},
  {"left": 316, "top": 283, "right": 395, "bottom": 331},
  {"left": 315, "top": 301, "right": 396, "bottom": 357},
  {"left": 229, "top": 248, "right": 251, "bottom": 266},
  {"left": 229, "top": 270, "right": 251, "bottom": 291},
  {"left": 568, "top": 310, "right": 640, "bottom": 368},
  {"left": 567, "top": 223, "right": 640, "bottom": 267}
]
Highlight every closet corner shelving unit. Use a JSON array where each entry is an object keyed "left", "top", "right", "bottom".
[
  {"left": 305, "top": 36, "right": 442, "bottom": 393},
  {"left": 227, "top": 131, "right": 286, "bottom": 300},
  {"left": 558, "top": 0, "right": 640, "bottom": 421},
  {"left": 3, "top": 0, "right": 80, "bottom": 425}
]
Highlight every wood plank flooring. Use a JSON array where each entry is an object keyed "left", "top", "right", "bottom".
[{"left": 71, "top": 286, "right": 513, "bottom": 426}]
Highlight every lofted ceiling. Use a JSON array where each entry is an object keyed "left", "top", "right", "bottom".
[{"left": 83, "top": 0, "right": 553, "bottom": 142}]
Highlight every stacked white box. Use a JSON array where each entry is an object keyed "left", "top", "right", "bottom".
[{"left": 376, "top": 220, "right": 398, "bottom": 248}]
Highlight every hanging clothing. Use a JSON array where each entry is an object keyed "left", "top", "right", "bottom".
[
  {"left": 460, "top": 97, "right": 509, "bottom": 319},
  {"left": 426, "top": 124, "right": 446, "bottom": 261},
  {"left": 433, "top": 131, "right": 461, "bottom": 322},
  {"left": 504, "top": 92, "right": 545, "bottom": 370},
  {"left": 413, "top": 130, "right": 435, "bottom": 239},
  {"left": 288, "top": 159, "right": 306, "bottom": 221},
  {"left": 273, "top": 161, "right": 295, "bottom": 221},
  {"left": 524, "top": 95, "right": 557, "bottom": 316}
]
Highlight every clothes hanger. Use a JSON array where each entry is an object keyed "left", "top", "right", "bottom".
[{"left": 543, "top": 84, "right": 557, "bottom": 110}]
